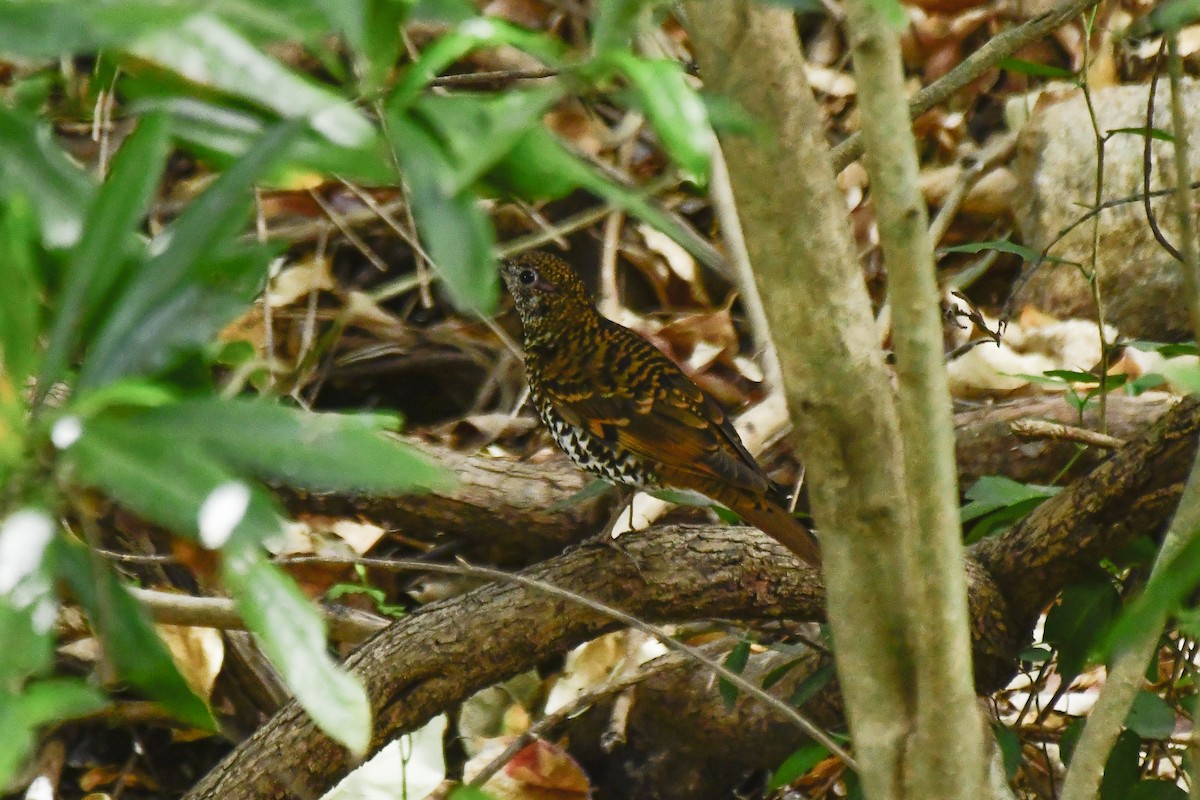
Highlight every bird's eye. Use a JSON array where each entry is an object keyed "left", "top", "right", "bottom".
[{"left": 518, "top": 268, "right": 537, "bottom": 286}]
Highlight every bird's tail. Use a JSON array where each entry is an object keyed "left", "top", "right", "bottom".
[{"left": 725, "top": 493, "right": 821, "bottom": 567}]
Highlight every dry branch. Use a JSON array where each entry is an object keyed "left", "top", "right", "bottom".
[{"left": 184, "top": 396, "right": 1200, "bottom": 800}]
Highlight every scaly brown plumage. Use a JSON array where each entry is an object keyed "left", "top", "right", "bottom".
[{"left": 500, "top": 250, "right": 821, "bottom": 566}]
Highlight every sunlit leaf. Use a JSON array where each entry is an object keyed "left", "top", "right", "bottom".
[
  {"left": 960, "top": 476, "right": 1059, "bottom": 523},
  {"left": 0, "top": 197, "right": 41, "bottom": 475},
  {"left": 1158, "top": 358, "right": 1200, "bottom": 394},
  {"left": 131, "top": 397, "right": 454, "bottom": 494},
  {"left": 81, "top": 122, "right": 301, "bottom": 389},
  {"left": 492, "top": 125, "right": 722, "bottom": 270},
  {"left": 411, "top": 85, "right": 564, "bottom": 193},
  {"left": 386, "top": 114, "right": 498, "bottom": 313},
  {"left": 605, "top": 54, "right": 713, "bottom": 183},
  {"left": 767, "top": 744, "right": 827, "bottom": 792},
  {"left": 0, "top": 679, "right": 107, "bottom": 786},
  {"left": 222, "top": 545, "right": 371, "bottom": 754},
  {"left": 998, "top": 58, "right": 1076, "bottom": 79},
  {"left": 0, "top": 0, "right": 198, "bottom": 59},
  {"left": 130, "top": 96, "right": 394, "bottom": 185},
  {"left": 592, "top": 0, "right": 649, "bottom": 53},
  {"left": 58, "top": 540, "right": 214, "bottom": 729},
  {"left": 0, "top": 509, "right": 58, "bottom": 689},
  {"left": 1107, "top": 126, "right": 1175, "bottom": 143},
  {"left": 315, "top": 0, "right": 413, "bottom": 91},
  {"left": 389, "top": 18, "right": 563, "bottom": 112},
  {"left": 39, "top": 113, "right": 171, "bottom": 403},
  {"left": 0, "top": 104, "right": 96, "bottom": 248},
  {"left": 64, "top": 413, "right": 284, "bottom": 547},
  {"left": 126, "top": 15, "right": 375, "bottom": 148}
]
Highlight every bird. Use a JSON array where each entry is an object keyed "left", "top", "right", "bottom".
[{"left": 500, "top": 250, "right": 821, "bottom": 567}]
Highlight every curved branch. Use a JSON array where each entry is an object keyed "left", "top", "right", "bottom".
[{"left": 185, "top": 396, "right": 1200, "bottom": 800}]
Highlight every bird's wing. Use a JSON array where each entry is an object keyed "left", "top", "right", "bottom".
[{"left": 542, "top": 336, "right": 773, "bottom": 496}]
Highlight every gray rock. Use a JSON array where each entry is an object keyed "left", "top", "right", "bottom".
[{"left": 1012, "top": 78, "right": 1200, "bottom": 340}]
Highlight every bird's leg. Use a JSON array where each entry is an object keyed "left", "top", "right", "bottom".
[{"left": 594, "top": 485, "right": 646, "bottom": 579}]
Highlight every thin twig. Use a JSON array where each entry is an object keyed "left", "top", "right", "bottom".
[
  {"left": 307, "top": 188, "right": 391, "bottom": 273},
  {"left": 1143, "top": 39, "right": 1184, "bottom": 263},
  {"left": 710, "top": 142, "right": 785, "bottom": 395},
  {"left": 1009, "top": 419, "right": 1125, "bottom": 449},
  {"left": 831, "top": 0, "right": 1103, "bottom": 172},
  {"left": 124, "top": 586, "right": 389, "bottom": 643}
]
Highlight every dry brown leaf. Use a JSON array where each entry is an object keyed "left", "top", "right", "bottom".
[{"left": 156, "top": 623, "right": 224, "bottom": 702}]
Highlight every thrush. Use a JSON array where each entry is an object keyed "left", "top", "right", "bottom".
[{"left": 500, "top": 250, "right": 821, "bottom": 567}]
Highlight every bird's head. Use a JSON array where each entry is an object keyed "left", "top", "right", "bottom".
[{"left": 500, "top": 251, "right": 596, "bottom": 346}]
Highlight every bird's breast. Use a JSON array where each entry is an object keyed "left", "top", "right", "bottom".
[{"left": 536, "top": 400, "right": 658, "bottom": 489}]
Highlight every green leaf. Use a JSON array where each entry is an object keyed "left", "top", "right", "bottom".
[
  {"left": 767, "top": 744, "right": 828, "bottom": 791},
  {"left": 81, "top": 121, "right": 301, "bottom": 389},
  {"left": 129, "top": 95, "right": 395, "bottom": 188},
  {"left": 0, "top": 0, "right": 198, "bottom": 59},
  {"left": 605, "top": 54, "right": 713, "bottom": 183},
  {"left": 0, "top": 104, "right": 96, "bottom": 248},
  {"left": 126, "top": 15, "right": 376, "bottom": 148},
  {"left": 960, "top": 476, "right": 1059, "bottom": 523},
  {"left": 80, "top": 244, "right": 271, "bottom": 389},
  {"left": 63, "top": 413, "right": 284, "bottom": 547},
  {"left": 866, "top": 0, "right": 908, "bottom": 30},
  {"left": 1107, "top": 126, "right": 1175, "bottom": 143},
  {"left": 221, "top": 546, "right": 371, "bottom": 754},
  {"left": 1100, "top": 730, "right": 1141, "bottom": 800},
  {"left": 1043, "top": 577, "right": 1120, "bottom": 683},
  {"left": 592, "top": 0, "right": 646, "bottom": 53},
  {"left": 0, "top": 196, "right": 41, "bottom": 469},
  {"left": 1128, "top": 780, "right": 1189, "bottom": 800},
  {"left": 389, "top": 18, "right": 563, "bottom": 112},
  {"left": 1126, "top": 340, "right": 1199, "bottom": 358},
  {"left": 411, "top": 86, "right": 565, "bottom": 193},
  {"left": 0, "top": 509, "right": 58, "bottom": 690},
  {"left": 1142, "top": 0, "right": 1200, "bottom": 34},
  {"left": 387, "top": 114, "right": 498, "bottom": 313},
  {"left": 1059, "top": 717, "right": 1085, "bottom": 765},
  {"left": 315, "top": 0, "right": 413, "bottom": 92},
  {"left": 1158, "top": 358, "right": 1200, "bottom": 394},
  {"left": 1107, "top": 530, "right": 1200, "bottom": 657},
  {"left": 39, "top": 113, "right": 172, "bottom": 403},
  {"left": 998, "top": 57, "right": 1077, "bottom": 79},
  {"left": 448, "top": 787, "right": 496, "bottom": 800},
  {"left": 993, "top": 723, "right": 1022, "bottom": 779},
  {"left": 58, "top": 540, "right": 214, "bottom": 729},
  {"left": 718, "top": 637, "right": 751, "bottom": 709},
  {"left": 131, "top": 397, "right": 454, "bottom": 494},
  {"left": 1126, "top": 691, "right": 1176, "bottom": 739},
  {"left": 0, "top": 679, "right": 107, "bottom": 787},
  {"left": 940, "top": 237, "right": 1078, "bottom": 266},
  {"left": 787, "top": 661, "right": 836, "bottom": 707},
  {"left": 491, "top": 125, "right": 723, "bottom": 271}
]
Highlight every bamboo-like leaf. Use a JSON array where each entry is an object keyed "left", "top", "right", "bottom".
[
  {"left": 39, "top": 113, "right": 171, "bottom": 403},
  {"left": 222, "top": 545, "right": 371, "bottom": 754},
  {"left": 0, "top": 105, "right": 96, "bottom": 248},
  {"left": 127, "top": 15, "right": 374, "bottom": 148},
  {"left": 58, "top": 541, "right": 214, "bottom": 729},
  {"left": 131, "top": 397, "right": 454, "bottom": 494}
]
